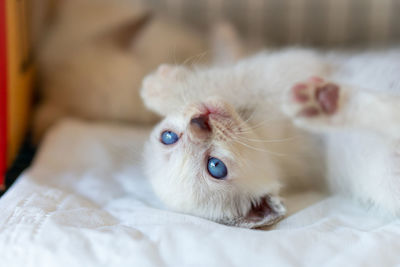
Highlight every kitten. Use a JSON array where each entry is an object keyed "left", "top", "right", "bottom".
[
  {"left": 140, "top": 48, "right": 400, "bottom": 228},
  {"left": 34, "top": 0, "right": 208, "bottom": 142}
]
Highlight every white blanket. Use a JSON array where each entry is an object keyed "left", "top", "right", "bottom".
[{"left": 1, "top": 119, "right": 399, "bottom": 267}]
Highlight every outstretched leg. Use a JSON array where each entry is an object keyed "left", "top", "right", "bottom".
[
  {"left": 283, "top": 76, "right": 400, "bottom": 139},
  {"left": 284, "top": 76, "right": 400, "bottom": 215}
]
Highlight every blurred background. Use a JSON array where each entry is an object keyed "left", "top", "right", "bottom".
[
  {"left": 144, "top": 0, "right": 400, "bottom": 47},
  {"left": 1, "top": 0, "right": 400, "bottom": 192},
  {"left": 32, "top": 0, "right": 400, "bottom": 47}
]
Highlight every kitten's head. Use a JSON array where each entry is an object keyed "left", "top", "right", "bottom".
[{"left": 143, "top": 95, "right": 286, "bottom": 228}]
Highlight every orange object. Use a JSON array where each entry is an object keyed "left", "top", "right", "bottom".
[
  {"left": 0, "top": 0, "right": 7, "bottom": 190},
  {"left": 0, "top": 0, "right": 34, "bottom": 190}
]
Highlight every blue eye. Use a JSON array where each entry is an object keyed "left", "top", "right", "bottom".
[
  {"left": 161, "top": 130, "right": 179, "bottom": 145},
  {"left": 207, "top": 157, "right": 228, "bottom": 179}
]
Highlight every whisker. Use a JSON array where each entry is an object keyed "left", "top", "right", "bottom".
[
  {"left": 231, "top": 137, "right": 287, "bottom": 157},
  {"left": 236, "top": 135, "right": 297, "bottom": 143},
  {"left": 182, "top": 50, "right": 210, "bottom": 66},
  {"left": 238, "top": 116, "right": 287, "bottom": 133},
  {"left": 191, "top": 51, "right": 210, "bottom": 66},
  {"left": 236, "top": 108, "right": 257, "bottom": 127}
]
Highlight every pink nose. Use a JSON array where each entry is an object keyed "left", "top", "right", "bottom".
[
  {"left": 190, "top": 114, "right": 211, "bottom": 131},
  {"left": 189, "top": 112, "right": 212, "bottom": 140}
]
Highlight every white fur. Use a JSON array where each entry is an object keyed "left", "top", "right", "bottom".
[{"left": 141, "top": 48, "right": 400, "bottom": 228}]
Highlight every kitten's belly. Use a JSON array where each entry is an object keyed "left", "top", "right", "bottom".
[
  {"left": 260, "top": 123, "right": 327, "bottom": 192},
  {"left": 324, "top": 132, "right": 395, "bottom": 195}
]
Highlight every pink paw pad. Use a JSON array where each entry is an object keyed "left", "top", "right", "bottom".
[
  {"left": 291, "top": 77, "right": 340, "bottom": 117},
  {"left": 315, "top": 83, "right": 339, "bottom": 114},
  {"left": 299, "top": 106, "right": 320, "bottom": 117},
  {"left": 292, "top": 83, "right": 309, "bottom": 102}
]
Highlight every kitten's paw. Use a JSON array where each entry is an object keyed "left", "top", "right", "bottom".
[
  {"left": 291, "top": 76, "right": 339, "bottom": 116},
  {"left": 283, "top": 77, "right": 344, "bottom": 130},
  {"left": 141, "top": 64, "right": 187, "bottom": 99},
  {"left": 140, "top": 64, "right": 189, "bottom": 116}
]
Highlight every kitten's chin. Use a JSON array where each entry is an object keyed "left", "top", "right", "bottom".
[{"left": 220, "top": 195, "right": 286, "bottom": 229}]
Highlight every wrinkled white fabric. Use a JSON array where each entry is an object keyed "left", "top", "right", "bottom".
[{"left": 0, "top": 119, "right": 399, "bottom": 267}]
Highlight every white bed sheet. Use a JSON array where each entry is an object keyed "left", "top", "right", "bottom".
[{"left": 0, "top": 119, "right": 399, "bottom": 267}]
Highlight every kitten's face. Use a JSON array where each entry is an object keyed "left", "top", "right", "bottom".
[{"left": 144, "top": 98, "right": 286, "bottom": 228}]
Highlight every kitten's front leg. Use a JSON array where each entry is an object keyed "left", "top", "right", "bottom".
[
  {"left": 283, "top": 77, "right": 400, "bottom": 216},
  {"left": 141, "top": 64, "right": 190, "bottom": 116},
  {"left": 282, "top": 77, "right": 343, "bottom": 132},
  {"left": 283, "top": 77, "right": 400, "bottom": 138}
]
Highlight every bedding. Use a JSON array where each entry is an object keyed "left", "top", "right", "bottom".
[{"left": 0, "top": 119, "right": 399, "bottom": 267}]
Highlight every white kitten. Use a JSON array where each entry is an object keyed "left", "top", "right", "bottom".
[
  {"left": 140, "top": 47, "right": 400, "bottom": 228},
  {"left": 34, "top": 0, "right": 207, "bottom": 141}
]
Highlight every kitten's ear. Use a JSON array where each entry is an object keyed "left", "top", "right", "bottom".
[
  {"left": 104, "top": 12, "right": 153, "bottom": 49},
  {"left": 211, "top": 21, "right": 245, "bottom": 66},
  {"left": 232, "top": 195, "right": 286, "bottom": 229}
]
